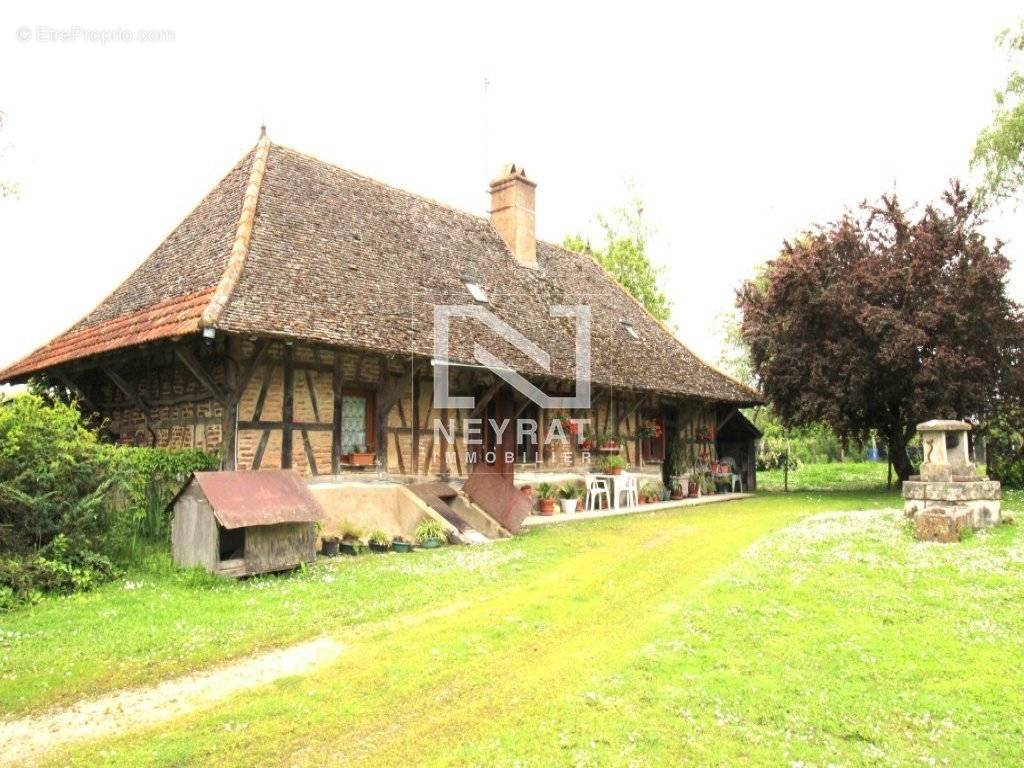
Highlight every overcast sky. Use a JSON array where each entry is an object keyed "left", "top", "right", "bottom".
[{"left": 1, "top": 0, "right": 1023, "bottom": 377}]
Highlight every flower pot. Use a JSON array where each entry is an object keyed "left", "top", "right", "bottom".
[
  {"left": 419, "top": 537, "right": 443, "bottom": 549},
  {"left": 611, "top": 467, "right": 623, "bottom": 476},
  {"left": 670, "top": 490, "right": 684, "bottom": 500},
  {"left": 688, "top": 482, "right": 699, "bottom": 496},
  {"left": 580, "top": 440, "right": 592, "bottom": 451},
  {"left": 339, "top": 540, "right": 366, "bottom": 556},
  {"left": 346, "top": 451, "right": 375, "bottom": 466},
  {"left": 538, "top": 498, "right": 556, "bottom": 516},
  {"left": 559, "top": 498, "right": 578, "bottom": 514},
  {"left": 392, "top": 540, "right": 413, "bottom": 553},
  {"left": 320, "top": 537, "right": 340, "bottom": 556},
  {"left": 369, "top": 542, "right": 390, "bottom": 553}
]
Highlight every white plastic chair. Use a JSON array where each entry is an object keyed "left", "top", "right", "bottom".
[
  {"left": 617, "top": 473, "right": 639, "bottom": 508},
  {"left": 584, "top": 474, "right": 610, "bottom": 511},
  {"left": 721, "top": 457, "right": 743, "bottom": 493}
]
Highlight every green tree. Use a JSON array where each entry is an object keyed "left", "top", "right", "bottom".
[
  {"left": 972, "top": 24, "right": 1024, "bottom": 207},
  {"left": 563, "top": 190, "right": 672, "bottom": 323},
  {"left": 715, "top": 310, "right": 756, "bottom": 387},
  {"left": 738, "top": 183, "right": 1023, "bottom": 481}
]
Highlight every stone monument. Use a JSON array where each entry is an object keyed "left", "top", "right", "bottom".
[{"left": 903, "top": 420, "right": 1001, "bottom": 542}]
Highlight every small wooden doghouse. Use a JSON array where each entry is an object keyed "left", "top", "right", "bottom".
[{"left": 170, "top": 470, "right": 323, "bottom": 577}]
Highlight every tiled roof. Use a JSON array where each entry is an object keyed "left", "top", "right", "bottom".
[
  {"left": 0, "top": 149, "right": 254, "bottom": 380},
  {"left": 0, "top": 138, "right": 761, "bottom": 405},
  {"left": 0, "top": 289, "right": 215, "bottom": 379}
]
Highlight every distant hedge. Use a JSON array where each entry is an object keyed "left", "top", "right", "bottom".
[{"left": 0, "top": 394, "right": 217, "bottom": 609}]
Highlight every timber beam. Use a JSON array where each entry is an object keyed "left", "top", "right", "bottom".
[
  {"left": 102, "top": 366, "right": 156, "bottom": 446},
  {"left": 174, "top": 345, "right": 228, "bottom": 405}
]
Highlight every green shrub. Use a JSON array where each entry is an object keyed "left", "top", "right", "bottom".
[
  {"left": 984, "top": 413, "right": 1024, "bottom": 489},
  {"left": 0, "top": 393, "right": 216, "bottom": 609},
  {"left": 101, "top": 445, "right": 218, "bottom": 558},
  {"left": 0, "top": 394, "right": 110, "bottom": 553},
  {"left": 990, "top": 456, "right": 1024, "bottom": 489}
]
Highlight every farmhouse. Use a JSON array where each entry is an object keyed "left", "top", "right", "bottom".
[{"left": 0, "top": 130, "right": 761, "bottom": 532}]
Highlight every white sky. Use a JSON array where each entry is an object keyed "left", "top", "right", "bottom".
[{"left": 1, "top": 0, "right": 1023, "bottom": 377}]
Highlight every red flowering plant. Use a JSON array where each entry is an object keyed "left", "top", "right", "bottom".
[{"left": 565, "top": 419, "right": 594, "bottom": 449}]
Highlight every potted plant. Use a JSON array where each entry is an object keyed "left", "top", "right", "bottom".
[
  {"left": 557, "top": 483, "right": 580, "bottom": 514},
  {"left": 368, "top": 529, "right": 391, "bottom": 553},
  {"left": 641, "top": 482, "right": 661, "bottom": 504},
  {"left": 579, "top": 427, "right": 594, "bottom": 451},
  {"left": 670, "top": 477, "right": 685, "bottom": 500},
  {"left": 392, "top": 535, "right": 413, "bottom": 553},
  {"left": 415, "top": 518, "right": 448, "bottom": 549},
  {"left": 320, "top": 535, "right": 340, "bottom": 557},
  {"left": 700, "top": 475, "right": 716, "bottom": 496},
  {"left": 338, "top": 520, "right": 366, "bottom": 555},
  {"left": 604, "top": 454, "right": 628, "bottom": 476},
  {"left": 598, "top": 432, "right": 620, "bottom": 451},
  {"left": 536, "top": 482, "right": 556, "bottom": 515},
  {"left": 346, "top": 445, "right": 376, "bottom": 466}
]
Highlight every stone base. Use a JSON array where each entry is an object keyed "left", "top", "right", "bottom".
[
  {"left": 904, "top": 499, "right": 1001, "bottom": 527},
  {"left": 903, "top": 479, "right": 1001, "bottom": 527},
  {"left": 914, "top": 506, "right": 973, "bottom": 543}
]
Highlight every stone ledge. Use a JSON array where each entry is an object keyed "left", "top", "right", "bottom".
[{"left": 902, "top": 480, "right": 1001, "bottom": 501}]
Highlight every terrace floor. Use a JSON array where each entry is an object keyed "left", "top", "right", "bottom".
[{"left": 521, "top": 491, "right": 753, "bottom": 527}]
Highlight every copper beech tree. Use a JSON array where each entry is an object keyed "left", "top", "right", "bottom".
[{"left": 738, "top": 182, "right": 1024, "bottom": 481}]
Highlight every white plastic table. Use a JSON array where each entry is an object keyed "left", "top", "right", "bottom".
[{"left": 593, "top": 472, "right": 633, "bottom": 510}]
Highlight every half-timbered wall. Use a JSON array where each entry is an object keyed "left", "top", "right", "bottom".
[
  {"left": 76, "top": 342, "right": 228, "bottom": 452},
  {"left": 382, "top": 374, "right": 718, "bottom": 478},
  {"left": 234, "top": 340, "right": 383, "bottom": 474},
  {"left": 69, "top": 336, "right": 724, "bottom": 479},
  {"left": 229, "top": 337, "right": 723, "bottom": 477}
]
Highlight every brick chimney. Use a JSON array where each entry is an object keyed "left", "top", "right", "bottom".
[{"left": 489, "top": 164, "right": 537, "bottom": 269}]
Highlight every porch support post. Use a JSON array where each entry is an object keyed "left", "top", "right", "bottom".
[
  {"left": 411, "top": 371, "right": 420, "bottom": 474},
  {"left": 221, "top": 336, "right": 240, "bottom": 470},
  {"left": 331, "top": 352, "right": 342, "bottom": 474},
  {"left": 281, "top": 345, "right": 294, "bottom": 469}
]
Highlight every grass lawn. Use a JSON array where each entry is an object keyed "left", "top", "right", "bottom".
[
  {"left": 760, "top": 460, "right": 892, "bottom": 491},
  {"left": 4, "top": 480, "right": 1024, "bottom": 766}
]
